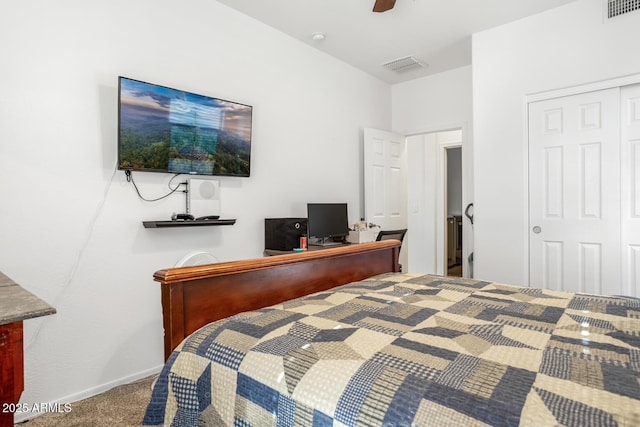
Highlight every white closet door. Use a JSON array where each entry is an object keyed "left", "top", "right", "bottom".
[
  {"left": 622, "top": 84, "right": 640, "bottom": 297},
  {"left": 529, "top": 88, "right": 621, "bottom": 295}
]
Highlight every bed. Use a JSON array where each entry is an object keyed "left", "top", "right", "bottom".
[{"left": 143, "top": 240, "right": 640, "bottom": 426}]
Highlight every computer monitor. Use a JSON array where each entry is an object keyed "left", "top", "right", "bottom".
[{"left": 307, "top": 203, "right": 349, "bottom": 246}]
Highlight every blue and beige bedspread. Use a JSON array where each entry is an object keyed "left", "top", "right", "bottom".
[{"left": 143, "top": 273, "right": 640, "bottom": 426}]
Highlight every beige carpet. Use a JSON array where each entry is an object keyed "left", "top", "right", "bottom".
[{"left": 16, "top": 375, "right": 155, "bottom": 427}]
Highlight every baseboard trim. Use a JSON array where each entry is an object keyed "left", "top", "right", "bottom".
[{"left": 14, "top": 365, "right": 164, "bottom": 423}]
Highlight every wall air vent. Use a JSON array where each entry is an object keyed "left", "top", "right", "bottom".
[
  {"left": 607, "top": 0, "right": 640, "bottom": 18},
  {"left": 382, "top": 56, "right": 425, "bottom": 73}
]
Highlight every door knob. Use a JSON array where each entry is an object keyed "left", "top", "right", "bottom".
[{"left": 532, "top": 226, "right": 541, "bottom": 234}]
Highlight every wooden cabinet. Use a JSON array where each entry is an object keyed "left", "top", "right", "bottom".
[
  {"left": 0, "top": 272, "right": 55, "bottom": 427},
  {"left": 0, "top": 321, "right": 23, "bottom": 427}
]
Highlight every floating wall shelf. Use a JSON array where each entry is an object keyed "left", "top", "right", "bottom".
[{"left": 143, "top": 219, "right": 236, "bottom": 228}]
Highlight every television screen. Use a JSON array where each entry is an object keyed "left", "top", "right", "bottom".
[
  {"left": 118, "top": 77, "right": 253, "bottom": 177},
  {"left": 307, "top": 203, "right": 349, "bottom": 245}
]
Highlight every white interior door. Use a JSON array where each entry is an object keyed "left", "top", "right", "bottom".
[
  {"left": 622, "top": 84, "right": 640, "bottom": 297},
  {"left": 364, "top": 128, "right": 407, "bottom": 262},
  {"left": 529, "top": 88, "right": 621, "bottom": 295}
]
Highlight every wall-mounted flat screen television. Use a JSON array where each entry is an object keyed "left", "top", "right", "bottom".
[{"left": 118, "top": 76, "right": 253, "bottom": 177}]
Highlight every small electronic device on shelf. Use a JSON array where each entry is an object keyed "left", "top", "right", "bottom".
[
  {"left": 172, "top": 213, "right": 195, "bottom": 221},
  {"left": 196, "top": 215, "right": 220, "bottom": 220}
]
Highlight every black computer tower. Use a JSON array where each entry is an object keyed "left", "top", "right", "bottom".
[{"left": 264, "top": 218, "right": 308, "bottom": 251}]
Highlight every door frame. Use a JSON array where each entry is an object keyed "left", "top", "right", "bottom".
[
  {"left": 438, "top": 141, "right": 463, "bottom": 276},
  {"left": 523, "top": 72, "right": 640, "bottom": 286}
]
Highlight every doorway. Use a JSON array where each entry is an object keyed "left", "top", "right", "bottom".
[
  {"left": 446, "top": 147, "right": 463, "bottom": 277},
  {"left": 405, "top": 128, "right": 466, "bottom": 276}
]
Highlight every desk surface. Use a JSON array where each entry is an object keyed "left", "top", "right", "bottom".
[
  {"left": 264, "top": 243, "right": 353, "bottom": 256},
  {"left": 0, "top": 272, "right": 56, "bottom": 325}
]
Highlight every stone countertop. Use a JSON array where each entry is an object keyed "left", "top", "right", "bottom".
[{"left": 0, "top": 271, "right": 56, "bottom": 325}]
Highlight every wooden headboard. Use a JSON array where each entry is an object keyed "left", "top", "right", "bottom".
[{"left": 154, "top": 240, "right": 400, "bottom": 359}]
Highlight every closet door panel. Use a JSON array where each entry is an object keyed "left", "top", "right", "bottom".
[
  {"left": 622, "top": 84, "right": 640, "bottom": 297},
  {"left": 529, "top": 88, "right": 621, "bottom": 294}
]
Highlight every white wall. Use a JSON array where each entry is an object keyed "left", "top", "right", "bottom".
[
  {"left": 392, "top": 66, "right": 473, "bottom": 136},
  {"left": 0, "top": 0, "right": 390, "bottom": 419},
  {"left": 472, "top": 0, "right": 640, "bottom": 285},
  {"left": 391, "top": 66, "right": 473, "bottom": 275}
]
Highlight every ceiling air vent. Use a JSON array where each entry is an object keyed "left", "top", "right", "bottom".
[
  {"left": 607, "top": 0, "right": 640, "bottom": 18},
  {"left": 382, "top": 56, "right": 425, "bottom": 73}
]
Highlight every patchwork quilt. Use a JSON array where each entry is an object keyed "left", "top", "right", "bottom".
[{"left": 143, "top": 273, "right": 640, "bottom": 426}]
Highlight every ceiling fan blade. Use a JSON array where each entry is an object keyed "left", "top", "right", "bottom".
[{"left": 373, "top": 0, "right": 396, "bottom": 13}]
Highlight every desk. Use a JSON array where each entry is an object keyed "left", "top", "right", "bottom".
[
  {"left": 264, "top": 243, "right": 352, "bottom": 256},
  {"left": 0, "top": 272, "right": 55, "bottom": 427}
]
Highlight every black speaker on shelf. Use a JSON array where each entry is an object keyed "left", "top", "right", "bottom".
[{"left": 265, "top": 218, "right": 308, "bottom": 251}]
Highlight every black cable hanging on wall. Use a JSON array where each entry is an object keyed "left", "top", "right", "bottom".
[{"left": 124, "top": 170, "right": 186, "bottom": 202}]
